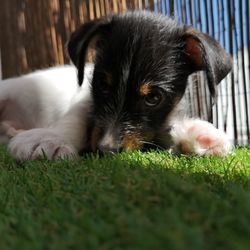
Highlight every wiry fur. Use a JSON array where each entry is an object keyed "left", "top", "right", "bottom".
[{"left": 0, "top": 11, "right": 233, "bottom": 160}]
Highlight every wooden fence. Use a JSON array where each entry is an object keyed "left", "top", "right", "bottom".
[{"left": 0, "top": 0, "right": 156, "bottom": 78}]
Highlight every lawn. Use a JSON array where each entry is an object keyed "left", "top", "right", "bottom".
[{"left": 0, "top": 145, "right": 249, "bottom": 250}]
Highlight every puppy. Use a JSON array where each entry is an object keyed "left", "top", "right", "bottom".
[{"left": 1, "top": 11, "right": 232, "bottom": 160}]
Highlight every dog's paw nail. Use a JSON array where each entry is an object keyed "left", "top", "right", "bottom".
[{"left": 30, "top": 142, "right": 76, "bottom": 160}]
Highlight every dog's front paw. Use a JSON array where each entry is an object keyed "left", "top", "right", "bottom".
[
  {"left": 170, "top": 119, "right": 232, "bottom": 156},
  {"left": 9, "top": 129, "right": 77, "bottom": 160}
]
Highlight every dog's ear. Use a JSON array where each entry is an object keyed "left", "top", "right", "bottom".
[
  {"left": 183, "top": 27, "right": 232, "bottom": 98},
  {"left": 67, "top": 17, "right": 112, "bottom": 85}
]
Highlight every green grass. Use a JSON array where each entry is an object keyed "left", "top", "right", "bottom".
[{"left": 0, "top": 145, "right": 249, "bottom": 250}]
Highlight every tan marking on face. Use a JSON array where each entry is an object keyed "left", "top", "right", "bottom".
[
  {"left": 122, "top": 133, "right": 143, "bottom": 150},
  {"left": 139, "top": 82, "right": 151, "bottom": 96}
]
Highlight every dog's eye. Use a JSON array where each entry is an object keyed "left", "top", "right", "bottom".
[{"left": 144, "top": 90, "right": 163, "bottom": 107}]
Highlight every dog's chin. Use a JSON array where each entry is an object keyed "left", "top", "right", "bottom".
[
  {"left": 94, "top": 142, "right": 165, "bottom": 154},
  {"left": 90, "top": 136, "right": 165, "bottom": 154}
]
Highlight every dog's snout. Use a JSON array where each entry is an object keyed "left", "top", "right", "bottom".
[
  {"left": 97, "top": 129, "right": 120, "bottom": 153},
  {"left": 97, "top": 143, "right": 119, "bottom": 153}
]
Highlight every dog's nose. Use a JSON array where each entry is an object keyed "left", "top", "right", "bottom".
[
  {"left": 97, "top": 144, "right": 119, "bottom": 154},
  {"left": 97, "top": 129, "right": 121, "bottom": 153}
]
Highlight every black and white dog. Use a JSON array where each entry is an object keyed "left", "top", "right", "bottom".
[{"left": 0, "top": 11, "right": 232, "bottom": 160}]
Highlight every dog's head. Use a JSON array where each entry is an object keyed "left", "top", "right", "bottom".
[{"left": 68, "top": 11, "right": 232, "bottom": 153}]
